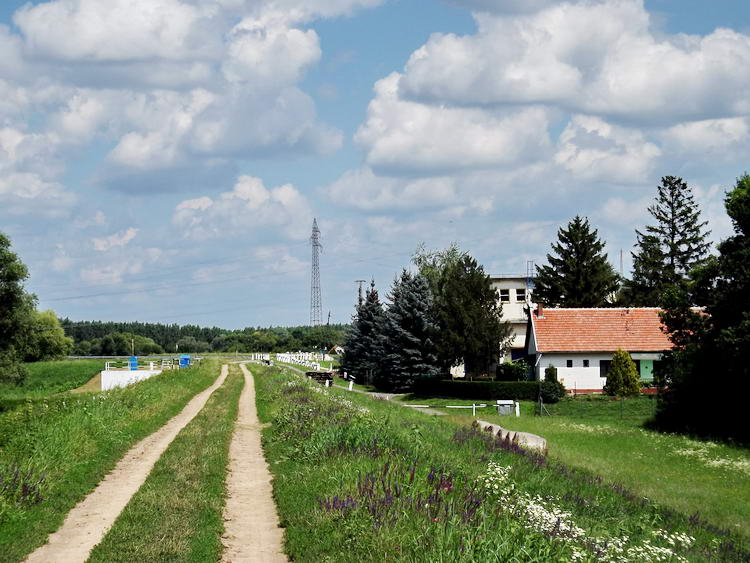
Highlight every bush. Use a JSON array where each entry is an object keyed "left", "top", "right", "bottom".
[
  {"left": 496, "top": 360, "right": 529, "bottom": 381},
  {"left": 544, "top": 364, "right": 558, "bottom": 382},
  {"left": 0, "top": 351, "right": 27, "bottom": 386},
  {"left": 540, "top": 380, "right": 566, "bottom": 403},
  {"left": 413, "top": 379, "right": 541, "bottom": 401},
  {"left": 604, "top": 349, "right": 640, "bottom": 397}
]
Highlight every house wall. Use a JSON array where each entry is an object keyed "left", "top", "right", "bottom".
[
  {"left": 535, "top": 353, "right": 611, "bottom": 391},
  {"left": 490, "top": 276, "right": 533, "bottom": 360},
  {"left": 534, "top": 352, "right": 663, "bottom": 391}
]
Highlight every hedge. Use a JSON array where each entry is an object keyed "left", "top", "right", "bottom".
[{"left": 413, "top": 379, "right": 542, "bottom": 401}]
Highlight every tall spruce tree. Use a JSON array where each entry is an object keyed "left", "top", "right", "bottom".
[
  {"left": 340, "top": 280, "right": 385, "bottom": 385},
  {"left": 434, "top": 255, "right": 512, "bottom": 376},
  {"left": 378, "top": 271, "right": 439, "bottom": 391},
  {"left": 625, "top": 176, "right": 710, "bottom": 305},
  {"left": 534, "top": 216, "right": 619, "bottom": 307},
  {"left": 655, "top": 174, "right": 750, "bottom": 442}
]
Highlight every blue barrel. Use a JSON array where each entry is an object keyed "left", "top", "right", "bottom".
[
  {"left": 179, "top": 354, "right": 191, "bottom": 368},
  {"left": 129, "top": 356, "right": 138, "bottom": 371}
]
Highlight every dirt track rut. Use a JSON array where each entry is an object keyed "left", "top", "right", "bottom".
[
  {"left": 221, "top": 363, "right": 286, "bottom": 563},
  {"left": 25, "top": 364, "right": 229, "bottom": 563}
]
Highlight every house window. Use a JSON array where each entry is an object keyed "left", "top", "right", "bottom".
[
  {"left": 566, "top": 360, "right": 573, "bottom": 368},
  {"left": 499, "top": 289, "right": 510, "bottom": 302},
  {"left": 515, "top": 288, "right": 526, "bottom": 302},
  {"left": 600, "top": 360, "right": 611, "bottom": 378},
  {"left": 583, "top": 359, "right": 589, "bottom": 368}
]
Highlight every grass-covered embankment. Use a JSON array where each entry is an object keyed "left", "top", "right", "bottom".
[
  {"left": 0, "top": 359, "right": 105, "bottom": 412},
  {"left": 257, "top": 366, "right": 747, "bottom": 562},
  {"left": 0, "top": 360, "right": 220, "bottom": 563},
  {"left": 88, "top": 364, "right": 243, "bottom": 562},
  {"left": 482, "top": 399, "right": 750, "bottom": 538}
]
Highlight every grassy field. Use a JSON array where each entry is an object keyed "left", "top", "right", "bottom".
[
  {"left": 256, "top": 366, "right": 747, "bottom": 562},
  {"left": 0, "top": 361, "right": 219, "bottom": 563},
  {"left": 479, "top": 397, "right": 750, "bottom": 539},
  {"left": 0, "top": 360, "right": 105, "bottom": 411},
  {"left": 89, "top": 365, "right": 242, "bottom": 562}
]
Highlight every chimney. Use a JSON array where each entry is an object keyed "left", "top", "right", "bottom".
[{"left": 537, "top": 303, "right": 545, "bottom": 318}]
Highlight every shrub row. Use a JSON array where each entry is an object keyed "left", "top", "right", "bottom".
[{"left": 415, "top": 379, "right": 541, "bottom": 401}]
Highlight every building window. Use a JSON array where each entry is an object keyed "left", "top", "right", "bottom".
[
  {"left": 600, "top": 360, "right": 611, "bottom": 378},
  {"left": 583, "top": 359, "right": 589, "bottom": 367},
  {"left": 499, "top": 289, "right": 510, "bottom": 302},
  {"left": 515, "top": 288, "right": 526, "bottom": 302},
  {"left": 566, "top": 360, "right": 573, "bottom": 368}
]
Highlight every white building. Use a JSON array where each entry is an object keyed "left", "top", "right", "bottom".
[
  {"left": 489, "top": 274, "right": 534, "bottom": 361},
  {"left": 526, "top": 305, "right": 671, "bottom": 392}
]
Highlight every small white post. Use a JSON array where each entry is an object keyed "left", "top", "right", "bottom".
[
  {"left": 348, "top": 381, "right": 354, "bottom": 391},
  {"left": 149, "top": 362, "right": 154, "bottom": 371},
  {"left": 472, "top": 403, "right": 477, "bottom": 417},
  {"left": 514, "top": 401, "right": 520, "bottom": 417},
  {"left": 325, "top": 379, "right": 331, "bottom": 387}
]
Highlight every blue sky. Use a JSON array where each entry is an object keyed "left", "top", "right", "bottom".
[{"left": 1, "top": 0, "right": 749, "bottom": 329}]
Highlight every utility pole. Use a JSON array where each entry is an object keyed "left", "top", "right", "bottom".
[
  {"left": 355, "top": 279, "right": 366, "bottom": 306},
  {"left": 310, "top": 218, "right": 323, "bottom": 326}
]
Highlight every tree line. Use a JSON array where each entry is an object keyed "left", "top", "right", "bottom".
[
  {"left": 62, "top": 320, "right": 348, "bottom": 356},
  {"left": 0, "top": 233, "right": 73, "bottom": 384},
  {"left": 341, "top": 249, "right": 513, "bottom": 392}
]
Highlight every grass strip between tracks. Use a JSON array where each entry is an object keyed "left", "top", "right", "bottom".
[
  {"left": 0, "top": 361, "right": 219, "bottom": 563},
  {"left": 88, "top": 365, "right": 243, "bottom": 562}
]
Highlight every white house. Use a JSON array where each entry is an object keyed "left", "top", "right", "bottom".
[
  {"left": 526, "top": 305, "right": 672, "bottom": 392},
  {"left": 489, "top": 274, "right": 534, "bottom": 361}
]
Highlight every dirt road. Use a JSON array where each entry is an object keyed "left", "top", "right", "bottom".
[
  {"left": 221, "top": 363, "right": 286, "bottom": 563},
  {"left": 25, "top": 364, "right": 229, "bottom": 563}
]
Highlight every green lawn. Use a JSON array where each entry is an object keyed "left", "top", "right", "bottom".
[
  {"left": 0, "top": 360, "right": 105, "bottom": 411},
  {"left": 0, "top": 361, "right": 219, "bottom": 562},
  {"left": 478, "top": 397, "right": 750, "bottom": 538},
  {"left": 256, "top": 367, "right": 747, "bottom": 562},
  {"left": 89, "top": 365, "right": 242, "bottom": 562}
]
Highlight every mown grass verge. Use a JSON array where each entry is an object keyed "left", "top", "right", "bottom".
[
  {"left": 482, "top": 407, "right": 750, "bottom": 538},
  {"left": 0, "top": 361, "right": 219, "bottom": 563},
  {"left": 0, "top": 360, "right": 105, "bottom": 412},
  {"left": 257, "top": 366, "right": 748, "bottom": 562},
  {"left": 88, "top": 364, "right": 242, "bottom": 562}
]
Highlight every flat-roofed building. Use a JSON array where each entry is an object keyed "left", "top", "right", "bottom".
[{"left": 489, "top": 274, "right": 534, "bottom": 361}]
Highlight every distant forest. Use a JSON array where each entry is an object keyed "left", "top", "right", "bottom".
[{"left": 60, "top": 319, "right": 349, "bottom": 355}]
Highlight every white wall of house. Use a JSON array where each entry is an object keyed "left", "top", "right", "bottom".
[
  {"left": 534, "top": 353, "right": 614, "bottom": 391},
  {"left": 491, "top": 276, "right": 533, "bottom": 360}
]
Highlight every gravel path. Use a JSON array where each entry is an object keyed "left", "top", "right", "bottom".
[
  {"left": 25, "top": 364, "right": 229, "bottom": 563},
  {"left": 221, "top": 363, "right": 286, "bottom": 563}
]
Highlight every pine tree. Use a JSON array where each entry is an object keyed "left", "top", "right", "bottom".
[
  {"left": 534, "top": 216, "right": 620, "bottom": 307},
  {"left": 603, "top": 348, "right": 640, "bottom": 396},
  {"left": 656, "top": 174, "right": 750, "bottom": 442},
  {"left": 378, "top": 271, "right": 439, "bottom": 391},
  {"left": 433, "top": 255, "right": 512, "bottom": 376},
  {"left": 625, "top": 176, "right": 710, "bottom": 305},
  {"left": 340, "top": 280, "right": 386, "bottom": 385}
]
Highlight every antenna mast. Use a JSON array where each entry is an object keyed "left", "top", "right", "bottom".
[{"left": 310, "top": 218, "right": 323, "bottom": 326}]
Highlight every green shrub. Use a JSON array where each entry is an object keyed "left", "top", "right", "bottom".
[
  {"left": 496, "top": 360, "right": 529, "bottom": 381},
  {"left": 604, "top": 349, "right": 640, "bottom": 397},
  {"left": 0, "top": 352, "right": 27, "bottom": 386},
  {"left": 544, "top": 364, "right": 558, "bottom": 382},
  {"left": 413, "top": 379, "right": 541, "bottom": 400},
  {"left": 540, "top": 380, "right": 566, "bottom": 403}
]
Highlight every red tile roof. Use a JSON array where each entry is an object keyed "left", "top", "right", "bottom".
[{"left": 531, "top": 308, "right": 672, "bottom": 353}]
